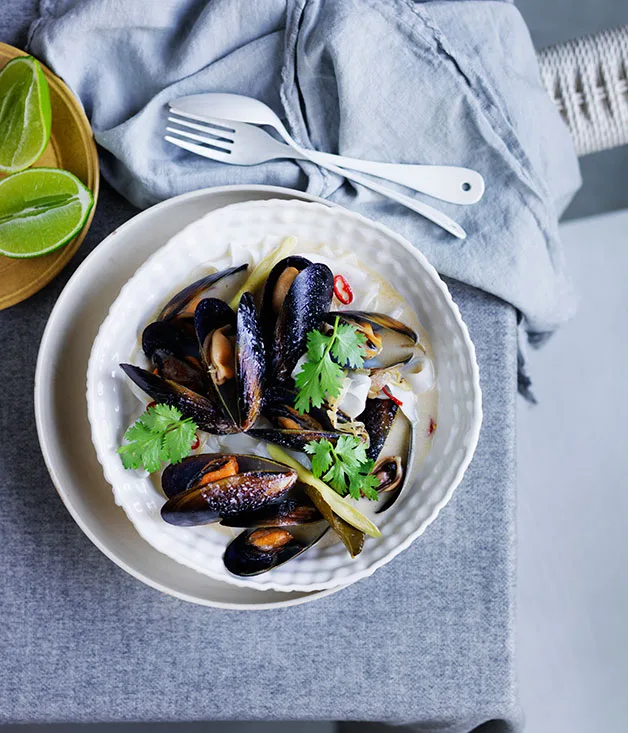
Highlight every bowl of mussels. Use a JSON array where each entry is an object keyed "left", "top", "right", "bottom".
[{"left": 87, "top": 198, "right": 482, "bottom": 592}]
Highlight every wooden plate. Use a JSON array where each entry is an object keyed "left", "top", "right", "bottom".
[{"left": 0, "top": 42, "right": 100, "bottom": 310}]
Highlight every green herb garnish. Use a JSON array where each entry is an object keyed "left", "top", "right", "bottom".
[
  {"left": 294, "top": 316, "right": 367, "bottom": 414},
  {"left": 117, "top": 404, "right": 197, "bottom": 473},
  {"left": 305, "top": 435, "right": 380, "bottom": 501}
]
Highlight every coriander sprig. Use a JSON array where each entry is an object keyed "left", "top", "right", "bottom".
[
  {"left": 117, "top": 403, "right": 197, "bottom": 473},
  {"left": 305, "top": 435, "right": 380, "bottom": 500},
  {"left": 294, "top": 316, "right": 366, "bottom": 414}
]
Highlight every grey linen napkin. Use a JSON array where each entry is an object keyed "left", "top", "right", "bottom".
[{"left": 29, "top": 0, "right": 580, "bottom": 354}]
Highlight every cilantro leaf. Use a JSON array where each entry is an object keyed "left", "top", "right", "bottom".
[
  {"left": 332, "top": 323, "right": 366, "bottom": 369},
  {"left": 140, "top": 403, "right": 184, "bottom": 432},
  {"left": 306, "top": 435, "right": 381, "bottom": 500},
  {"left": 304, "top": 439, "right": 334, "bottom": 477},
  {"left": 118, "top": 403, "right": 198, "bottom": 473},
  {"left": 294, "top": 316, "right": 366, "bottom": 414},
  {"left": 306, "top": 329, "right": 329, "bottom": 362},
  {"left": 162, "top": 417, "right": 196, "bottom": 465},
  {"left": 294, "top": 360, "right": 329, "bottom": 413}
]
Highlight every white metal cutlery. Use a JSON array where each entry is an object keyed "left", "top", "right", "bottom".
[{"left": 168, "top": 93, "right": 472, "bottom": 239}]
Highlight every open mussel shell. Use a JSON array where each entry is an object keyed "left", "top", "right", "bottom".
[
  {"left": 142, "top": 319, "right": 199, "bottom": 363},
  {"left": 325, "top": 311, "right": 418, "bottom": 370},
  {"left": 236, "top": 292, "right": 266, "bottom": 431},
  {"left": 152, "top": 350, "right": 208, "bottom": 395},
  {"left": 194, "top": 294, "right": 266, "bottom": 432},
  {"left": 261, "top": 255, "right": 312, "bottom": 342},
  {"left": 160, "top": 454, "right": 297, "bottom": 526},
  {"left": 373, "top": 455, "right": 406, "bottom": 514},
  {"left": 157, "top": 263, "right": 247, "bottom": 321},
  {"left": 119, "top": 364, "right": 238, "bottom": 434},
  {"left": 263, "top": 385, "right": 336, "bottom": 430},
  {"left": 358, "top": 398, "right": 399, "bottom": 461},
  {"left": 223, "top": 522, "right": 328, "bottom": 577},
  {"left": 161, "top": 453, "right": 234, "bottom": 498},
  {"left": 195, "top": 297, "right": 238, "bottom": 424},
  {"left": 272, "top": 262, "right": 334, "bottom": 382}
]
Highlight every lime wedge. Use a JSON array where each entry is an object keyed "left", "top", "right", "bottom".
[
  {"left": 0, "top": 168, "right": 94, "bottom": 258},
  {"left": 0, "top": 56, "right": 52, "bottom": 174}
]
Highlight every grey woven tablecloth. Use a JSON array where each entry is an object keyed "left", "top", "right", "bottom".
[{"left": 0, "top": 6, "right": 518, "bottom": 730}]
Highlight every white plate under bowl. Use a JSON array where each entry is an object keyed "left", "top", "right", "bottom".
[
  {"left": 34, "top": 185, "right": 361, "bottom": 610},
  {"left": 87, "top": 198, "right": 482, "bottom": 593}
]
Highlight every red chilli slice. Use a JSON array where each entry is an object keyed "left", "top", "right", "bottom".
[
  {"left": 382, "top": 386, "right": 403, "bottom": 407},
  {"left": 333, "top": 274, "right": 354, "bottom": 305}
]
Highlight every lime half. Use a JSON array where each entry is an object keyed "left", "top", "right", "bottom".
[
  {"left": 0, "top": 168, "right": 94, "bottom": 258},
  {"left": 0, "top": 56, "right": 52, "bottom": 174}
]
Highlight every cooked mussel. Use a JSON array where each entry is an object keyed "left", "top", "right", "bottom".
[
  {"left": 236, "top": 292, "right": 266, "bottom": 430},
  {"left": 261, "top": 255, "right": 312, "bottom": 341},
  {"left": 195, "top": 297, "right": 238, "bottom": 423},
  {"left": 152, "top": 350, "right": 208, "bottom": 395},
  {"left": 195, "top": 293, "right": 266, "bottom": 431},
  {"left": 270, "top": 261, "right": 334, "bottom": 382},
  {"left": 358, "top": 398, "right": 399, "bottom": 461},
  {"left": 157, "top": 263, "right": 248, "bottom": 321},
  {"left": 161, "top": 454, "right": 297, "bottom": 526},
  {"left": 325, "top": 311, "right": 418, "bottom": 370},
  {"left": 220, "top": 492, "right": 322, "bottom": 528},
  {"left": 161, "top": 454, "right": 238, "bottom": 499},
  {"left": 247, "top": 428, "right": 342, "bottom": 452},
  {"left": 142, "top": 319, "right": 200, "bottom": 363},
  {"left": 374, "top": 455, "right": 406, "bottom": 514},
  {"left": 119, "top": 363, "right": 238, "bottom": 434},
  {"left": 223, "top": 523, "right": 328, "bottom": 577}
]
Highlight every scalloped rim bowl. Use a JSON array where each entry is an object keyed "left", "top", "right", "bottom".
[{"left": 87, "top": 199, "right": 482, "bottom": 593}]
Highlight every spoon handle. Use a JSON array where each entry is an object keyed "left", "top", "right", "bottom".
[
  {"left": 279, "top": 132, "right": 465, "bottom": 238},
  {"left": 310, "top": 152, "right": 484, "bottom": 206},
  {"left": 335, "top": 167, "right": 467, "bottom": 239}
]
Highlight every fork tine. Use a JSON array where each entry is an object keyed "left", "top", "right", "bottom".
[
  {"left": 166, "top": 125, "right": 233, "bottom": 151},
  {"left": 167, "top": 115, "right": 234, "bottom": 142},
  {"left": 165, "top": 134, "right": 232, "bottom": 162},
  {"left": 169, "top": 106, "right": 236, "bottom": 132}
]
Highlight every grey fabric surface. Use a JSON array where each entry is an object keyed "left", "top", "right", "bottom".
[
  {"left": 0, "top": 5, "right": 519, "bottom": 730},
  {"left": 28, "top": 0, "right": 580, "bottom": 342}
]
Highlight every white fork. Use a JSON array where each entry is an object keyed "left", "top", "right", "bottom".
[
  {"left": 165, "top": 113, "right": 467, "bottom": 239},
  {"left": 166, "top": 114, "right": 483, "bottom": 206}
]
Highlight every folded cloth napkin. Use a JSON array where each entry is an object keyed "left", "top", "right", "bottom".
[{"left": 29, "top": 0, "right": 580, "bottom": 349}]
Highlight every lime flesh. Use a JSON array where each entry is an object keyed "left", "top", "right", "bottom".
[
  {"left": 0, "top": 168, "right": 94, "bottom": 258},
  {"left": 0, "top": 56, "right": 52, "bottom": 174}
]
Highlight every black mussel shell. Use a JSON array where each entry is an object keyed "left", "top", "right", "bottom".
[
  {"left": 161, "top": 466, "right": 297, "bottom": 526},
  {"left": 374, "top": 455, "right": 406, "bottom": 514},
  {"left": 223, "top": 522, "right": 327, "bottom": 577},
  {"left": 162, "top": 454, "right": 237, "bottom": 499},
  {"left": 272, "top": 262, "right": 334, "bottom": 382},
  {"left": 220, "top": 494, "right": 322, "bottom": 528},
  {"left": 325, "top": 311, "right": 417, "bottom": 370},
  {"left": 260, "top": 256, "right": 312, "bottom": 342},
  {"left": 358, "top": 398, "right": 398, "bottom": 461},
  {"left": 246, "top": 428, "right": 341, "bottom": 452},
  {"left": 158, "top": 264, "right": 247, "bottom": 321},
  {"left": 152, "top": 350, "right": 208, "bottom": 395},
  {"left": 263, "top": 385, "right": 335, "bottom": 430},
  {"left": 195, "top": 297, "right": 238, "bottom": 424},
  {"left": 264, "top": 402, "right": 325, "bottom": 431},
  {"left": 236, "top": 293, "right": 266, "bottom": 431},
  {"left": 120, "top": 364, "right": 238, "bottom": 434},
  {"left": 142, "top": 320, "right": 199, "bottom": 362},
  {"left": 194, "top": 298, "right": 236, "bottom": 348}
]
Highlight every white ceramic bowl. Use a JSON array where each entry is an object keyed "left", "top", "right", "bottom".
[{"left": 87, "top": 199, "right": 482, "bottom": 592}]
